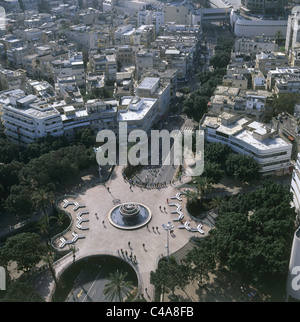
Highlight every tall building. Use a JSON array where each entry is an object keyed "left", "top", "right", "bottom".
[
  {"left": 290, "top": 153, "right": 300, "bottom": 222},
  {"left": 286, "top": 6, "right": 300, "bottom": 57},
  {"left": 241, "top": 0, "right": 285, "bottom": 15}
]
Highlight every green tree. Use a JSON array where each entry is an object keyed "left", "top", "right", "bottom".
[
  {"left": 208, "top": 181, "right": 295, "bottom": 286},
  {"left": 209, "top": 195, "right": 225, "bottom": 213},
  {"left": 5, "top": 184, "right": 34, "bottom": 217},
  {"left": 272, "top": 93, "right": 300, "bottom": 115},
  {"left": 184, "top": 189, "right": 199, "bottom": 205},
  {"left": 192, "top": 176, "right": 212, "bottom": 198},
  {"left": 150, "top": 256, "right": 189, "bottom": 298},
  {"left": 210, "top": 52, "right": 231, "bottom": 69},
  {"left": 225, "top": 153, "right": 259, "bottom": 183},
  {"left": 32, "top": 189, "right": 52, "bottom": 219},
  {"left": 204, "top": 142, "right": 232, "bottom": 169},
  {"left": 184, "top": 242, "right": 216, "bottom": 284},
  {"left": 75, "top": 128, "right": 96, "bottom": 148},
  {"left": 42, "top": 252, "right": 59, "bottom": 287},
  {"left": 104, "top": 270, "right": 134, "bottom": 302},
  {"left": 0, "top": 233, "right": 47, "bottom": 273},
  {"left": 1, "top": 280, "right": 44, "bottom": 302},
  {"left": 36, "top": 215, "right": 53, "bottom": 254},
  {"left": 0, "top": 136, "right": 23, "bottom": 163},
  {"left": 202, "top": 161, "right": 224, "bottom": 184},
  {"left": 182, "top": 92, "right": 209, "bottom": 122}
]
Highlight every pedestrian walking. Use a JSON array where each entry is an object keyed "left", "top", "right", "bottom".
[{"left": 167, "top": 198, "right": 169, "bottom": 204}]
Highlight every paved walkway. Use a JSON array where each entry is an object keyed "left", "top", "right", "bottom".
[{"left": 50, "top": 166, "right": 211, "bottom": 302}]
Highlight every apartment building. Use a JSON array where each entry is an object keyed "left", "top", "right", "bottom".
[
  {"left": 234, "top": 36, "right": 278, "bottom": 56},
  {"left": 55, "top": 76, "right": 84, "bottom": 108},
  {"left": 136, "top": 77, "right": 170, "bottom": 116},
  {"left": 117, "top": 46, "right": 135, "bottom": 66},
  {"left": 255, "top": 52, "right": 289, "bottom": 76},
  {"left": 114, "top": 24, "right": 135, "bottom": 46},
  {"left": 61, "top": 98, "right": 118, "bottom": 140},
  {"left": 285, "top": 6, "right": 300, "bottom": 57},
  {"left": 209, "top": 85, "right": 272, "bottom": 120},
  {"left": 200, "top": 112, "right": 293, "bottom": 176},
  {"left": 117, "top": 96, "right": 159, "bottom": 134},
  {"left": 164, "top": 5, "right": 192, "bottom": 25},
  {"left": 6, "top": 46, "right": 28, "bottom": 69},
  {"left": 266, "top": 67, "right": 300, "bottom": 91},
  {"left": 89, "top": 53, "right": 117, "bottom": 82},
  {"left": 134, "top": 25, "right": 156, "bottom": 48},
  {"left": 137, "top": 10, "right": 165, "bottom": 33},
  {"left": 273, "top": 73, "right": 300, "bottom": 94},
  {"left": 52, "top": 52, "right": 85, "bottom": 87},
  {"left": 2, "top": 95, "right": 64, "bottom": 145},
  {"left": 26, "top": 79, "right": 56, "bottom": 99},
  {"left": 0, "top": 68, "right": 27, "bottom": 91},
  {"left": 135, "top": 49, "right": 165, "bottom": 80}
]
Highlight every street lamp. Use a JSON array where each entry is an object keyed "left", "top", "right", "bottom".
[{"left": 162, "top": 221, "right": 174, "bottom": 261}]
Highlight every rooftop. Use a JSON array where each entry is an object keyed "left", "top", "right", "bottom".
[
  {"left": 201, "top": 114, "right": 291, "bottom": 150},
  {"left": 138, "top": 77, "right": 160, "bottom": 90},
  {"left": 117, "top": 97, "right": 157, "bottom": 122}
]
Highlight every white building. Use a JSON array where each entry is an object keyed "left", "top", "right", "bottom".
[
  {"left": 200, "top": 112, "right": 293, "bottom": 176},
  {"left": 235, "top": 36, "right": 278, "bottom": 55},
  {"left": 285, "top": 6, "right": 300, "bottom": 57},
  {"left": 61, "top": 99, "right": 118, "bottom": 140},
  {"left": 291, "top": 153, "right": 300, "bottom": 213},
  {"left": 52, "top": 52, "right": 85, "bottom": 87},
  {"left": 230, "top": 10, "right": 287, "bottom": 38},
  {"left": 138, "top": 10, "right": 165, "bottom": 33},
  {"left": 136, "top": 77, "right": 170, "bottom": 116},
  {"left": 117, "top": 96, "right": 158, "bottom": 134},
  {"left": 2, "top": 95, "right": 64, "bottom": 145}
]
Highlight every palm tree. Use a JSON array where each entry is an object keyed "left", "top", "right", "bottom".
[
  {"left": 56, "top": 211, "right": 67, "bottom": 227},
  {"left": 104, "top": 270, "right": 134, "bottom": 302},
  {"left": 36, "top": 215, "right": 53, "bottom": 254},
  {"left": 32, "top": 189, "right": 51, "bottom": 222},
  {"left": 209, "top": 195, "right": 225, "bottom": 214},
  {"left": 184, "top": 189, "right": 199, "bottom": 205},
  {"left": 275, "top": 30, "right": 282, "bottom": 45},
  {"left": 42, "top": 252, "right": 59, "bottom": 287},
  {"left": 192, "top": 176, "right": 211, "bottom": 198}
]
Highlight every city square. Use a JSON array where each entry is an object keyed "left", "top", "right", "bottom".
[{"left": 51, "top": 165, "right": 210, "bottom": 302}]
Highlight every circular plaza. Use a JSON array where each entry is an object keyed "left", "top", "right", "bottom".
[{"left": 51, "top": 165, "right": 211, "bottom": 302}]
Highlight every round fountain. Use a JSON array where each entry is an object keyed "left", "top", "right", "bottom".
[{"left": 108, "top": 202, "right": 152, "bottom": 230}]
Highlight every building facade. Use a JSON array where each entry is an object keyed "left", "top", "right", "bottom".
[{"left": 200, "top": 112, "right": 293, "bottom": 176}]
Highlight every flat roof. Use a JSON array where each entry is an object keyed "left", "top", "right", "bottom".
[
  {"left": 202, "top": 114, "right": 291, "bottom": 150},
  {"left": 235, "top": 129, "right": 289, "bottom": 150},
  {"left": 138, "top": 77, "right": 160, "bottom": 90},
  {"left": 117, "top": 98, "right": 157, "bottom": 122}
]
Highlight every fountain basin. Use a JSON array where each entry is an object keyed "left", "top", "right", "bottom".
[{"left": 108, "top": 202, "right": 152, "bottom": 230}]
